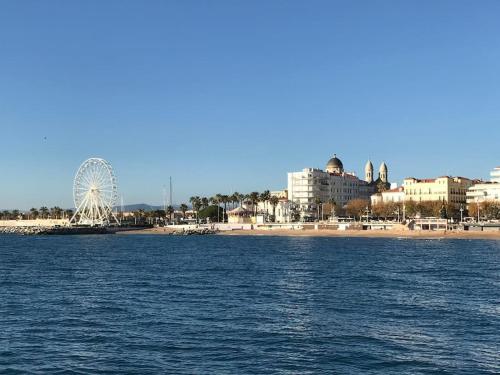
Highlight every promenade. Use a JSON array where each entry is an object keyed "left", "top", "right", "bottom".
[{"left": 117, "top": 223, "right": 500, "bottom": 240}]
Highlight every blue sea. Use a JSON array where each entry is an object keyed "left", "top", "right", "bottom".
[{"left": 0, "top": 235, "right": 499, "bottom": 374}]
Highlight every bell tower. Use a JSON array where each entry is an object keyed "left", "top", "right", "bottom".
[
  {"left": 365, "top": 160, "right": 373, "bottom": 183},
  {"left": 379, "top": 162, "right": 388, "bottom": 183}
]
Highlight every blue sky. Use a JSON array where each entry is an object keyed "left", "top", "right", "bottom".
[{"left": 1, "top": 0, "right": 499, "bottom": 209}]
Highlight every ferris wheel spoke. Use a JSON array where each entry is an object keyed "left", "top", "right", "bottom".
[
  {"left": 98, "top": 189, "right": 115, "bottom": 193},
  {"left": 96, "top": 169, "right": 112, "bottom": 189},
  {"left": 92, "top": 172, "right": 105, "bottom": 190},
  {"left": 79, "top": 174, "right": 94, "bottom": 189}
]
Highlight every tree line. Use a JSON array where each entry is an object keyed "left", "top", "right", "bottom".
[
  {"left": 119, "top": 191, "right": 281, "bottom": 225},
  {"left": 467, "top": 201, "right": 500, "bottom": 220},
  {"left": 341, "top": 199, "right": 500, "bottom": 221},
  {"left": 6, "top": 197, "right": 496, "bottom": 224},
  {"left": 189, "top": 191, "right": 280, "bottom": 218},
  {"left": 0, "top": 207, "right": 74, "bottom": 220}
]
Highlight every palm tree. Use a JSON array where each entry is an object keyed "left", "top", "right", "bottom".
[
  {"left": 269, "top": 196, "right": 279, "bottom": 222},
  {"left": 132, "top": 209, "right": 145, "bottom": 224},
  {"left": 189, "top": 196, "right": 197, "bottom": 207},
  {"left": 210, "top": 195, "right": 221, "bottom": 223},
  {"left": 215, "top": 194, "right": 223, "bottom": 205},
  {"left": 150, "top": 210, "right": 165, "bottom": 225},
  {"left": 189, "top": 196, "right": 202, "bottom": 222},
  {"left": 1, "top": 210, "right": 11, "bottom": 220},
  {"left": 39, "top": 207, "right": 49, "bottom": 219},
  {"left": 180, "top": 203, "right": 188, "bottom": 218},
  {"left": 314, "top": 197, "right": 322, "bottom": 221},
  {"left": 201, "top": 197, "right": 209, "bottom": 209},
  {"left": 166, "top": 205, "right": 175, "bottom": 223},
  {"left": 243, "top": 194, "right": 251, "bottom": 207},
  {"left": 236, "top": 193, "right": 244, "bottom": 207},
  {"left": 50, "top": 206, "right": 63, "bottom": 219},
  {"left": 30, "top": 208, "right": 39, "bottom": 220},
  {"left": 221, "top": 194, "right": 229, "bottom": 222},
  {"left": 64, "top": 209, "right": 73, "bottom": 220},
  {"left": 231, "top": 192, "right": 240, "bottom": 209},
  {"left": 249, "top": 192, "right": 260, "bottom": 216},
  {"left": 132, "top": 210, "right": 141, "bottom": 225},
  {"left": 11, "top": 209, "right": 20, "bottom": 220},
  {"left": 260, "top": 190, "right": 271, "bottom": 216}
]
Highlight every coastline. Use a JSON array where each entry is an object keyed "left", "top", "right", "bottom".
[{"left": 117, "top": 227, "right": 500, "bottom": 240}]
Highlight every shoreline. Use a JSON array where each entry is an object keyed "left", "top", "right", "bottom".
[{"left": 117, "top": 227, "right": 500, "bottom": 240}]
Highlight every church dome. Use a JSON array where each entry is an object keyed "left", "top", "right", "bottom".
[
  {"left": 379, "top": 162, "right": 387, "bottom": 172},
  {"left": 326, "top": 154, "right": 344, "bottom": 173}
]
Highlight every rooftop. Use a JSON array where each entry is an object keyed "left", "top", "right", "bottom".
[
  {"left": 405, "top": 176, "right": 473, "bottom": 183},
  {"left": 384, "top": 186, "right": 404, "bottom": 193}
]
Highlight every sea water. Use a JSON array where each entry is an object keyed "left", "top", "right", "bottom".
[{"left": 0, "top": 235, "right": 499, "bottom": 374}]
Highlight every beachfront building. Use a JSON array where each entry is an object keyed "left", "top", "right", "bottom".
[
  {"left": 371, "top": 186, "right": 405, "bottom": 206},
  {"left": 403, "top": 176, "right": 473, "bottom": 209},
  {"left": 239, "top": 190, "right": 290, "bottom": 223},
  {"left": 269, "top": 190, "right": 291, "bottom": 223},
  {"left": 227, "top": 206, "right": 253, "bottom": 224},
  {"left": 466, "top": 167, "right": 500, "bottom": 205},
  {"left": 491, "top": 166, "right": 500, "bottom": 183},
  {"left": 251, "top": 190, "right": 291, "bottom": 223},
  {"left": 288, "top": 154, "right": 390, "bottom": 218}
]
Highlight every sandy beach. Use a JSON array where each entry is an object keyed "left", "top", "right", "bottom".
[{"left": 117, "top": 227, "right": 500, "bottom": 240}]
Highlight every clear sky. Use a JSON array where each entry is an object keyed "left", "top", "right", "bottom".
[{"left": 1, "top": 0, "right": 499, "bottom": 209}]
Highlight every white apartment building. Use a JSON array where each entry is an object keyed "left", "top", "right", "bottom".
[
  {"left": 490, "top": 166, "right": 500, "bottom": 183},
  {"left": 371, "top": 186, "right": 405, "bottom": 206},
  {"left": 466, "top": 167, "right": 500, "bottom": 205}
]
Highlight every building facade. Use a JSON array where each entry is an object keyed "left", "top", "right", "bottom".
[
  {"left": 371, "top": 186, "right": 405, "bottom": 206},
  {"left": 491, "top": 167, "right": 500, "bottom": 183},
  {"left": 466, "top": 167, "right": 500, "bottom": 205},
  {"left": 403, "top": 176, "right": 473, "bottom": 208}
]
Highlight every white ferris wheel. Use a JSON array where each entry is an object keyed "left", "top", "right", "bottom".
[{"left": 70, "top": 158, "right": 120, "bottom": 226}]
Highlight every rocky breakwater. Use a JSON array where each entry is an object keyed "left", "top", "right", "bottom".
[
  {"left": 0, "top": 226, "right": 51, "bottom": 235},
  {"left": 169, "top": 228, "right": 217, "bottom": 236},
  {"left": 0, "top": 226, "right": 109, "bottom": 235}
]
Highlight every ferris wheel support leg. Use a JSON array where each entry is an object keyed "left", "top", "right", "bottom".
[{"left": 70, "top": 192, "right": 89, "bottom": 224}]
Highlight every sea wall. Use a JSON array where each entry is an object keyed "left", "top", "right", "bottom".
[{"left": 0, "top": 219, "right": 70, "bottom": 228}]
